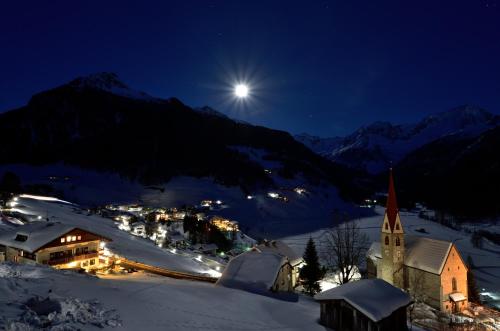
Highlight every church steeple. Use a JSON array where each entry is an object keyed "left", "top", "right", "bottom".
[
  {"left": 378, "top": 168, "right": 405, "bottom": 288},
  {"left": 385, "top": 168, "right": 399, "bottom": 233}
]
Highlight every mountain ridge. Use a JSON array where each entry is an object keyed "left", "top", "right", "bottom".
[
  {"left": 296, "top": 105, "right": 499, "bottom": 173},
  {"left": 0, "top": 73, "right": 369, "bottom": 203}
]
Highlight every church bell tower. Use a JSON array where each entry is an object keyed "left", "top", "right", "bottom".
[{"left": 378, "top": 169, "right": 405, "bottom": 288}]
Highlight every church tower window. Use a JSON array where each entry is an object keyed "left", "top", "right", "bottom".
[
  {"left": 396, "top": 223, "right": 400, "bottom": 230},
  {"left": 396, "top": 237, "right": 400, "bottom": 246},
  {"left": 385, "top": 236, "right": 389, "bottom": 245},
  {"left": 385, "top": 223, "right": 388, "bottom": 230},
  {"left": 452, "top": 278, "right": 457, "bottom": 292}
]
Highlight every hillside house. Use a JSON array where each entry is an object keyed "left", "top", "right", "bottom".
[
  {"left": 194, "top": 243, "right": 218, "bottom": 255},
  {"left": 131, "top": 222, "right": 146, "bottom": 237},
  {"left": 257, "top": 240, "right": 304, "bottom": 287},
  {"left": 315, "top": 279, "right": 412, "bottom": 331},
  {"left": 210, "top": 216, "right": 239, "bottom": 241},
  {"left": 216, "top": 248, "right": 293, "bottom": 294},
  {"left": 366, "top": 170, "right": 468, "bottom": 313},
  {"left": 0, "top": 222, "right": 111, "bottom": 271}
]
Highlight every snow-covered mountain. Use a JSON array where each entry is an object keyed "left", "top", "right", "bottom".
[
  {"left": 296, "top": 105, "right": 499, "bottom": 173},
  {"left": 69, "top": 72, "right": 159, "bottom": 101}
]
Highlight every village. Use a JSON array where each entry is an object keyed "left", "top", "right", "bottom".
[{"left": 0, "top": 173, "right": 500, "bottom": 331}]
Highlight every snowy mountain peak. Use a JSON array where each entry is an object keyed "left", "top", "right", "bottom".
[
  {"left": 429, "top": 105, "right": 494, "bottom": 125},
  {"left": 296, "top": 105, "right": 499, "bottom": 173},
  {"left": 69, "top": 72, "right": 158, "bottom": 101},
  {"left": 70, "top": 72, "right": 128, "bottom": 90}
]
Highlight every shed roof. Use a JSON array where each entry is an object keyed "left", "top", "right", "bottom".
[{"left": 315, "top": 279, "right": 412, "bottom": 322}]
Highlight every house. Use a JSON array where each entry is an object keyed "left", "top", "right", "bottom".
[
  {"left": 194, "top": 243, "right": 218, "bottom": 255},
  {"left": 366, "top": 170, "right": 469, "bottom": 313},
  {"left": 131, "top": 222, "right": 146, "bottom": 237},
  {"left": 210, "top": 216, "right": 239, "bottom": 241},
  {"left": 216, "top": 248, "right": 293, "bottom": 294},
  {"left": 168, "top": 232, "right": 187, "bottom": 248},
  {"left": 315, "top": 279, "right": 412, "bottom": 331},
  {"left": 257, "top": 240, "right": 304, "bottom": 287},
  {"left": 0, "top": 222, "right": 111, "bottom": 270}
]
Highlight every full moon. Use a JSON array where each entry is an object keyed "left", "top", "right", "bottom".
[{"left": 234, "top": 84, "right": 249, "bottom": 98}]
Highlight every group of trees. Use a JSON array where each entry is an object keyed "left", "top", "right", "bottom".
[
  {"left": 299, "top": 218, "right": 369, "bottom": 295},
  {"left": 183, "top": 215, "right": 232, "bottom": 251},
  {"left": 0, "top": 171, "right": 21, "bottom": 201}
]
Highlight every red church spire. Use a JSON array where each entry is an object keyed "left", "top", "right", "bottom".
[{"left": 385, "top": 168, "right": 399, "bottom": 232}]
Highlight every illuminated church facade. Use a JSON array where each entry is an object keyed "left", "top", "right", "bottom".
[{"left": 367, "top": 171, "right": 469, "bottom": 313}]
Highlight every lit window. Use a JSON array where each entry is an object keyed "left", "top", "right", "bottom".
[
  {"left": 72, "top": 236, "right": 76, "bottom": 241},
  {"left": 77, "top": 235, "right": 81, "bottom": 240},
  {"left": 61, "top": 238, "right": 65, "bottom": 243},
  {"left": 66, "top": 236, "right": 71, "bottom": 242}
]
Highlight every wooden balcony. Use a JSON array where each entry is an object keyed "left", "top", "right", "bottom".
[{"left": 48, "top": 251, "right": 98, "bottom": 265}]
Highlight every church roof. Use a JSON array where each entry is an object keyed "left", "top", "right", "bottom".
[
  {"left": 385, "top": 169, "right": 399, "bottom": 232},
  {"left": 367, "top": 236, "right": 453, "bottom": 275}
]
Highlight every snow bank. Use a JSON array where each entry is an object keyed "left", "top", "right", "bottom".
[{"left": 6, "top": 296, "right": 121, "bottom": 330}]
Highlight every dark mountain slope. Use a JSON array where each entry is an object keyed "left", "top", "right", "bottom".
[
  {"left": 0, "top": 73, "right": 369, "bottom": 201},
  {"left": 395, "top": 127, "right": 500, "bottom": 218}
]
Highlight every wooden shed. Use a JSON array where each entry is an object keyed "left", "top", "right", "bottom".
[{"left": 314, "top": 279, "right": 412, "bottom": 331}]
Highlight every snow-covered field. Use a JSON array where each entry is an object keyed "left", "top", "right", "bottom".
[
  {"left": 0, "top": 263, "right": 323, "bottom": 331},
  {"left": 282, "top": 206, "right": 500, "bottom": 310},
  {"left": 3, "top": 195, "right": 219, "bottom": 275}
]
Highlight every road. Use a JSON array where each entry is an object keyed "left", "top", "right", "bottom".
[{"left": 114, "top": 258, "right": 218, "bottom": 283}]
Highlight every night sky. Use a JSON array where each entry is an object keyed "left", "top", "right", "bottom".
[{"left": 1, "top": 0, "right": 499, "bottom": 136}]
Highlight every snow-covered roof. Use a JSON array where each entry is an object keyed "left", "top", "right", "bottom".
[
  {"left": 256, "top": 240, "right": 303, "bottom": 266},
  {"left": 404, "top": 236, "right": 452, "bottom": 274},
  {"left": 216, "top": 248, "right": 289, "bottom": 292},
  {"left": 0, "top": 222, "right": 76, "bottom": 253},
  {"left": 314, "top": 279, "right": 412, "bottom": 322},
  {"left": 169, "top": 233, "right": 185, "bottom": 242},
  {"left": 195, "top": 243, "right": 218, "bottom": 251},
  {"left": 367, "top": 242, "right": 381, "bottom": 260},
  {"left": 367, "top": 235, "right": 453, "bottom": 275},
  {"left": 449, "top": 292, "right": 466, "bottom": 302}
]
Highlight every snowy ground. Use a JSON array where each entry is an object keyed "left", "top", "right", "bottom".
[
  {"left": 281, "top": 206, "right": 500, "bottom": 310},
  {"left": 3, "top": 195, "right": 221, "bottom": 276},
  {"left": 0, "top": 263, "right": 325, "bottom": 331}
]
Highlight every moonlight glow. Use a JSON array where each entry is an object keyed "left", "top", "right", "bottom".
[{"left": 234, "top": 84, "right": 249, "bottom": 98}]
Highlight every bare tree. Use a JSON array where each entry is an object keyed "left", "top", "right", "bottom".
[
  {"left": 407, "top": 269, "right": 429, "bottom": 330},
  {"left": 322, "top": 218, "right": 369, "bottom": 285}
]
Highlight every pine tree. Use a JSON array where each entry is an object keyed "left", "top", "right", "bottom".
[{"left": 300, "top": 237, "right": 322, "bottom": 295}]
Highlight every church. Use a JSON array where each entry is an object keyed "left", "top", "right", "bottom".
[{"left": 366, "top": 170, "right": 469, "bottom": 313}]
